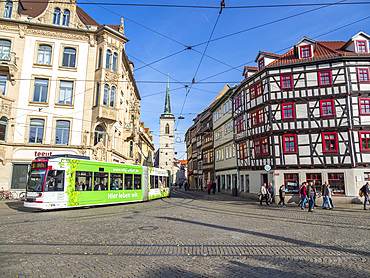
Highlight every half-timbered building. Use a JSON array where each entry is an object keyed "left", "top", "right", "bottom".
[{"left": 231, "top": 31, "right": 370, "bottom": 201}]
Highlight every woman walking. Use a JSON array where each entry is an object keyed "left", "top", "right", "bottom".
[{"left": 278, "top": 185, "right": 287, "bottom": 207}]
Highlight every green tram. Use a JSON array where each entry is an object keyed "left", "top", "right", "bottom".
[{"left": 24, "top": 155, "right": 171, "bottom": 210}]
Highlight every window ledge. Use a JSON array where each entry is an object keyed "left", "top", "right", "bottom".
[
  {"left": 54, "top": 103, "right": 74, "bottom": 109},
  {"left": 33, "top": 63, "right": 52, "bottom": 69},
  {"left": 28, "top": 101, "right": 49, "bottom": 107},
  {"left": 58, "top": 66, "right": 77, "bottom": 72}
]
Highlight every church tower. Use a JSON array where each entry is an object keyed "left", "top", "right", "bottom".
[{"left": 159, "top": 77, "right": 175, "bottom": 182}]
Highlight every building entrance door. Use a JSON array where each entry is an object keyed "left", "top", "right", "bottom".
[{"left": 261, "top": 174, "right": 268, "bottom": 186}]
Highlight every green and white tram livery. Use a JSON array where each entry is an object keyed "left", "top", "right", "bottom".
[{"left": 24, "top": 155, "right": 171, "bottom": 210}]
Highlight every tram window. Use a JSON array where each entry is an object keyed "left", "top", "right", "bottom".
[
  {"left": 45, "top": 170, "right": 64, "bottom": 191},
  {"left": 134, "top": 174, "right": 141, "bottom": 189},
  {"left": 150, "top": 175, "right": 154, "bottom": 189},
  {"left": 154, "top": 176, "right": 158, "bottom": 188},
  {"left": 110, "top": 173, "right": 123, "bottom": 190},
  {"left": 75, "top": 171, "right": 92, "bottom": 191},
  {"left": 125, "top": 174, "right": 133, "bottom": 190},
  {"left": 93, "top": 172, "right": 108, "bottom": 191}
]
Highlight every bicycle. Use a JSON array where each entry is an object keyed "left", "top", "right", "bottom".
[
  {"left": 0, "top": 188, "right": 18, "bottom": 200},
  {"left": 18, "top": 192, "right": 26, "bottom": 201}
]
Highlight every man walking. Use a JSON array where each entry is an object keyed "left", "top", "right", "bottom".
[
  {"left": 260, "top": 183, "right": 269, "bottom": 206},
  {"left": 268, "top": 183, "right": 275, "bottom": 204},
  {"left": 322, "top": 182, "right": 333, "bottom": 210},
  {"left": 307, "top": 182, "right": 316, "bottom": 212}
]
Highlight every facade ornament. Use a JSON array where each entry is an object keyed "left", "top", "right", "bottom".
[
  {"left": 18, "top": 25, "right": 27, "bottom": 38},
  {"left": 89, "top": 33, "right": 95, "bottom": 47},
  {"left": 92, "top": 140, "right": 107, "bottom": 161},
  {"left": 0, "top": 147, "right": 6, "bottom": 166}
]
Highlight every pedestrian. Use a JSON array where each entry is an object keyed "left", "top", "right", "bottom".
[
  {"left": 300, "top": 182, "right": 308, "bottom": 210},
  {"left": 207, "top": 182, "right": 211, "bottom": 195},
  {"left": 322, "top": 182, "right": 333, "bottom": 209},
  {"left": 278, "top": 184, "right": 286, "bottom": 207},
  {"left": 312, "top": 181, "right": 319, "bottom": 207},
  {"left": 328, "top": 183, "right": 335, "bottom": 208},
  {"left": 360, "top": 182, "right": 370, "bottom": 210},
  {"left": 260, "top": 183, "right": 269, "bottom": 205},
  {"left": 306, "top": 182, "right": 316, "bottom": 212},
  {"left": 268, "top": 183, "right": 275, "bottom": 204},
  {"left": 211, "top": 180, "right": 216, "bottom": 194}
]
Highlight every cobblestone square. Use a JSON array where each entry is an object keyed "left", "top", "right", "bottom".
[{"left": 0, "top": 189, "right": 369, "bottom": 277}]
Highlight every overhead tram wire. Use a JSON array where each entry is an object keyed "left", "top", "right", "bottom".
[
  {"left": 196, "top": 13, "right": 370, "bottom": 84},
  {"left": 176, "top": 1, "right": 225, "bottom": 131},
  {"left": 191, "top": 0, "right": 349, "bottom": 48}
]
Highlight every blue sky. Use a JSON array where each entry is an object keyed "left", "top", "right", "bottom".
[{"left": 80, "top": 0, "right": 370, "bottom": 160}]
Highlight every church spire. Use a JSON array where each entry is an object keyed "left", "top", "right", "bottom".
[{"left": 163, "top": 75, "right": 171, "bottom": 114}]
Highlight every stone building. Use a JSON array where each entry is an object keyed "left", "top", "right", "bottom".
[
  {"left": 138, "top": 122, "right": 154, "bottom": 166},
  {"left": 0, "top": 0, "right": 141, "bottom": 191}
]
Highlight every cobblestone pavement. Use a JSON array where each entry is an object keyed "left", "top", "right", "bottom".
[{"left": 0, "top": 188, "right": 369, "bottom": 278}]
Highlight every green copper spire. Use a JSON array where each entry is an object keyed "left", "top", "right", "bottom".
[{"left": 164, "top": 75, "right": 171, "bottom": 114}]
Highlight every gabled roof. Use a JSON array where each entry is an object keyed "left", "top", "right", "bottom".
[
  {"left": 341, "top": 30, "right": 370, "bottom": 50},
  {"left": 255, "top": 51, "right": 282, "bottom": 62},
  {"left": 295, "top": 36, "right": 317, "bottom": 46},
  {"left": 76, "top": 6, "right": 99, "bottom": 26}
]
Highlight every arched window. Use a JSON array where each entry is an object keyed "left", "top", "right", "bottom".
[
  {"left": 62, "top": 48, "right": 76, "bottom": 67},
  {"left": 0, "top": 116, "right": 8, "bottom": 142},
  {"left": 55, "top": 120, "right": 70, "bottom": 145},
  {"left": 165, "top": 123, "right": 170, "bottom": 134},
  {"left": 53, "top": 8, "right": 61, "bottom": 25},
  {"left": 95, "top": 83, "right": 100, "bottom": 106},
  {"left": 112, "top": 52, "right": 118, "bottom": 72},
  {"left": 62, "top": 10, "right": 70, "bottom": 26},
  {"left": 94, "top": 125, "right": 105, "bottom": 145},
  {"left": 37, "top": 45, "right": 52, "bottom": 65},
  {"left": 3, "top": 1, "right": 12, "bottom": 18},
  {"left": 106, "top": 50, "right": 112, "bottom": 70},
  {"left": 98, "top": 48, "right": 102, "bottom": 68},
  {"left": 0, "top": 39, "right": 11, "bottom": 61},
  {"left": 129, "top": 141, "right": 133, "bottom": 158},
  {"left": 103, "top": 84, "right": 109, "bottom": 106},
  {"left": 110, "top": 86, "right": 116, "bottom": 108}
]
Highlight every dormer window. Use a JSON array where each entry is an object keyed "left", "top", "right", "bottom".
[
  {"left": 3, "top": 1, "right": 12, "bottom": 18},
  {"left": 300, "top": 45, "right": 312, "bottom": 58},
  {"left": 357, "top": 40, "right": 368, "bottom": 53},
  {"left": 258, "top": 58, "right": 264, "bottom": 70},
  {"left": 62, "top": 10, "right": 70, "bottom": 26},
  {"left": 53, "top": 9, "right": 61, "bottom": 25}
]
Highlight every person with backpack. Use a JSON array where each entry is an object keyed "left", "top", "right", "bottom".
[
  {"left": 360, "top": 182, "right": 370, "bottom": 210},
  {"left": 300, "top": 182, "right": 308, "bottom": 210}
]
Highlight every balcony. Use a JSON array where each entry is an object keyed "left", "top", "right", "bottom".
[
  {"left": 92, "top": 105, "right": 118, "bottom": 123},
  {"left": 0, "top": 52, "right": 18, "bottom": 85}
]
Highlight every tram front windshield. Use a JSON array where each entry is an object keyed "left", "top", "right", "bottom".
[{"left": 27, "top": 170, "right": 46, "bottom": 192}]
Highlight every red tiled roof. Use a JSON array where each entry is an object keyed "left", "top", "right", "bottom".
[
  {"left": 19, "top": 0, "right": 49, "bottom": 18},
  {"left": 259, "top": 51, "right": 282, "bottom": 58},
  {"left": 268, "top": 40, "right": 370, "bottom": 67},
  {"left": 76, "top": 6, "right": 99, "bottom": 26},
  {"left": 107, "top": 25, "right": 120, "bottom": 31},
  {"left": 244, "top": 66, "right": 258, "bottom": 70}
]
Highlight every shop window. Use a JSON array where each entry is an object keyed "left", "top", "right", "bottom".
[
  {"left": 11, "top": 164, "right": 29, "bottom": 190},
  {"left": 359, "top": 132, "right": 370, "bottom": 152},
  {"left": 359, "top": 98, "right": 370, "bottom": 115},
  {"left": 0, "top": 39, "right": 11, "bottom": 61},
  {"left": 306, "top": 173, "right": 322, "bottom": 193},
  {"left": 281, "top": 75, "right": 292, "bottom": 89},
  {"left": 300, "top": 45, "right": 312, "bottom": 58},
  {"left": 327, "top": 173, "right": 345, "bottom": 194},
  {"left": 37, "top": 45, "right": 52, "bottom": 65},
  {"left": 62, "top": 48, "right": 76, "bottom": 67},
  {"left": 3, "top": 1, "right": 12, "bottom": 18},
  {"left": 58, "top": 80, "right": 73, "bottom": 105},
  {"left": 283, "top": 134, "right": 297, "bottom": 153},
  {"left": 62, "top": 10, "right": 70, "bottom": 26},
  {"left": 318, "top": 71, "right": 332, "bottom": 86},
  {"left": 53, "top": 8, "right": 61, "bottom": 25},
  {"left": 55, "top": 120, "right": 70, "bottom": 145},
  {"left": 0, "top": 75, "right": 6, "bottom": 95},
  {"left": 0, "top": 116, "right": 8, "bottom": 142},
  {"left": 320, "top": 100, "right": 335, "bottom": 117},
  {"left": 322, "top": 132, "right": 338, "bottom": 152},
  {"left": 29, "top": 119, "right": 44, "bottom": 144},
  {"left": 75, "top": 171, "right": 92, "bottom": 191},
  {"left": 284, "top": 173, "right": 299, "bottom": 193},
  {"left": 364, "top": 173, "right": 370, "bottom": 181},
  {"left": 110, "top": 173, "right": 123, "bottom": 190},
  {"left": 93, "top": 172, "right": 108, "bottom": 191},
  {"left": 282, "top": 103, "right": 295, "bottom": 119},
  {"left": 94, "top": 125, "right": 105, "bottom": 145}
]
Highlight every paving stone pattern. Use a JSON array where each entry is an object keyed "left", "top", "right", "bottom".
[{"left": 0, "top": 189, "right": 369, "bottom": 277}]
